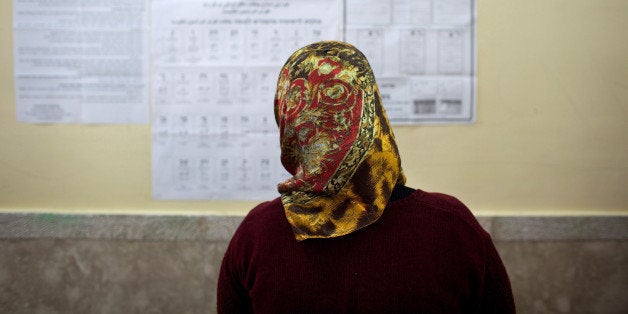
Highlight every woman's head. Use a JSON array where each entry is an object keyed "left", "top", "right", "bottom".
[{"left": 274, "top": 41, "right": 405, "bottom": 240}]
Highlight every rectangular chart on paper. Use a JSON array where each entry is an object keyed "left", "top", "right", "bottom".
[
  {"left": 13, "top": 0, "right": 150, "bottom": 123},
  {"left": 345, "top": 0, "right": 476, "bottom": 123},
  {"left": 150, "top": 0, "right": 342, "bottom": 200}
]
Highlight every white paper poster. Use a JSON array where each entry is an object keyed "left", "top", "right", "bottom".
[
  {"left": 151, "top": 0, "right": 342, "bottom": 200},
  {"left": 346, "top": 0, "right": 476, "bottom": 123},
  {"left": 12, "top": 0, "right": 476, "bottom": 200},
  {"left": 12, "top": 0, "right": 150, "bottom": 124}
]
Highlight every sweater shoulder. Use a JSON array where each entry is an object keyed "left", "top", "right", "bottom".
[
  {"left": 232, "top": 197, "right": 287, "bottom": 240},
  {"left": 241, "top": 197, "right": 284, "bottom": 225},
  {"left": 396, "top": 189, "right": 489, "bottom": 237}
]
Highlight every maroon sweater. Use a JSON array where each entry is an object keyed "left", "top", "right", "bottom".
[{"left": 217, "top": 187, "right": 515, "bottom": 313}]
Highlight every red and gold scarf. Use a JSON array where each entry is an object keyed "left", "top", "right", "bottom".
[{"left": 275, "top": 41, "right": 405, "bottom": 241}]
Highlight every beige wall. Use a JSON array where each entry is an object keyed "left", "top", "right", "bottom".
[{"left": 1, "top": 0, "right": 627, "bottom": 215}]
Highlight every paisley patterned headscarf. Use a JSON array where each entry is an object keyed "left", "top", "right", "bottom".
[{"left": 275, "top": 41, "right": 406, "bottom": 241}]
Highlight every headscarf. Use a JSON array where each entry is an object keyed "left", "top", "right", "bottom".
[{"left": 274, "top": 41, "right": 406, "bottom": 241}]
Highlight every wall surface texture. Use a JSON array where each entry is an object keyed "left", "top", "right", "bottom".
[
  {"left": 1, "top": 214, "right": 627, "bottom": 314},
  {"left": 1, "top": 1, "right": 627, "bottom": 215}
]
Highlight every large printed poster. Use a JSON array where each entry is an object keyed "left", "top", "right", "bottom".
[
  {"left": 12, "top": 0, "right": 476, "bottom": 200},
  {"left": 13, "top": 0, "right": 150, "bottom": 123},
  {"left": 151, "top": 0, "right": 342, "bottom": 199},
  {"left": 346, "top": 0, "right": 475, "bottom": 123}
]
